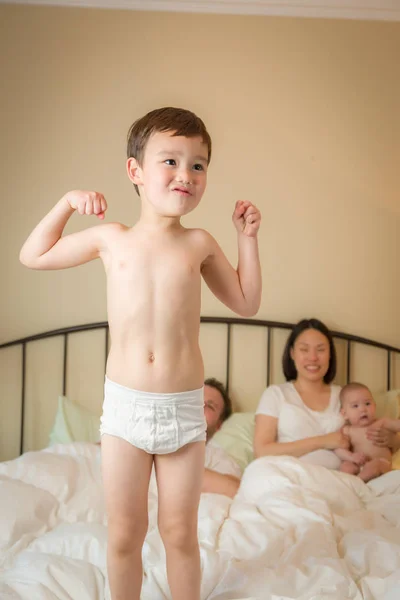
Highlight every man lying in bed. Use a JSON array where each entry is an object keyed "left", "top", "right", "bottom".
[
  {"left": 97, "top": 377, "right": 241, "bottom": 498},
  {"left": 202, "top": 378, "right": 242, "bottom": 497}
]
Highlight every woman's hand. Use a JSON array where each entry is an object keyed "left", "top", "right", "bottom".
[
  {"left": 322, "top": 430, "right": 350, "bottom": 450},
  {"left": 366, "top": 420, "right": 397, "bottom": 449}
]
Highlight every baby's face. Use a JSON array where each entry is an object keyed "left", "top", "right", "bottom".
[{"left": 341, "top": 388, "right": 376, "bottom": 427}]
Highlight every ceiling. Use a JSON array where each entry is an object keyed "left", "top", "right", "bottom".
[{"left": 1, "top": 0, "right": 400, "bottom": 22}]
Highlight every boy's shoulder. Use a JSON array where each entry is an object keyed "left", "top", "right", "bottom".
[
  {"left": 101, "top": 221, "right": 128, "bottom": 231},
  {"left": 183, "top": 227, "right": 216, "bottom": 246},
  {"left": 185, "top": 226, "right": 211, "bottom": 237},
  {"left": 97, "top": 221, "right": 130, "bottom": 239}
]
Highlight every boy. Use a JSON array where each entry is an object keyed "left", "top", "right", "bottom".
[
  {"left": 336, "top": 382, "right": 392, "bottom": 482},
  {"left": 19, "top": 107, "right": 262, "bottom": 600}
]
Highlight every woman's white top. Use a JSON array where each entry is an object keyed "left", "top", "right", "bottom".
[{"left": 256, "top": 382, "right": 344, "bottom": 469}]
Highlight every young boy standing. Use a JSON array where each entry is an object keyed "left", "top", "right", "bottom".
[{"left": 20, "top": 107, "right": 262, "bottom": 600}]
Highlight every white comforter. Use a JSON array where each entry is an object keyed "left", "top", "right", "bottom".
[{"left": 1, "top": 443, "right": 400, "bottom": 600}]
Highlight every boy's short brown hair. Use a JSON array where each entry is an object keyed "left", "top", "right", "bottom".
[{"left": 127, "top": 107, "right": 212, "bottom": 194}]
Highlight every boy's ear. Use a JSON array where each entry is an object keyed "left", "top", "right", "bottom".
[{"left": 126, "top": 157, "right": 143, "bottom": 186}]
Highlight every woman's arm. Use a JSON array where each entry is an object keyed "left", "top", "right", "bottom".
[
  {"left": 366, "top": 419, "right": 400, "bottom": 452},
  {"left": 254, "top": 414, "right": 350, "bottom": 459}
]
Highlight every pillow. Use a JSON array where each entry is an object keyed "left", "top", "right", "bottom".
[
  {"left": 212, "top": 412, "right": 255, "bottom": 471},
  {"left": 49, "top": 396, "right": 101, "bottom": 446},
  {"left": 373, "top": 389, "right": 400, "bottom": 470},
  {"left": 205, "top": 441, "right": 243, "bottom": 477},
  {"left": 392, "top": 449, "right": 400, "bottom": 470},
  {"left": 373, "top": 389, "right": 400, "bottom": 420}
]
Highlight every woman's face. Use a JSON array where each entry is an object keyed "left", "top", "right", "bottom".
[{"left": 290, "top": 328, "right": 331, "bottom": 383}]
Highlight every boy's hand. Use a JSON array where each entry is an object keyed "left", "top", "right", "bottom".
[
  {"left": 64, "top": 190, "right": 107, "bottom": 220},
  {"left": 352, "top": 452, "right": 367, "bottom": 466},
  {"left": 232, "top": 200, "right": 261, "bottom": 237}
]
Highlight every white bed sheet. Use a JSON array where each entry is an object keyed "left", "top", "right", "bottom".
[{"left": 1, "top": 442, "right": 400, "bottom": 599}]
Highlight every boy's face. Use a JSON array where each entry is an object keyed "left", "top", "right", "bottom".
[
  {"left": 341, "top": 388, "right": 376, "bottom": 427},
  {"left": 129, "top": 131, "right": 208, "bottom": 218}
]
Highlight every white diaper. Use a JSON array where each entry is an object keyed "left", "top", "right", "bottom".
[{"left": 100, "top": 377, "right": 206, "bottom": 454}]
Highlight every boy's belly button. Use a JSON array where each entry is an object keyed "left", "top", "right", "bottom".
[{"left": 148, "top": 352, "right": 155, "bottom": 363}]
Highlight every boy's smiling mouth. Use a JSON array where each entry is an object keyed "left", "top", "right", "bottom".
[{"left": 172, "top": 186, "right": 192, "bottom": 196}]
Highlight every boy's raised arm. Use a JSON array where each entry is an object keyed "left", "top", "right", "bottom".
[
  {"left": 201, "top": 200, "right": 262, "bottom": 317},
  {"left": 20, "top": 190, "right": 108, "bottom": 270}
]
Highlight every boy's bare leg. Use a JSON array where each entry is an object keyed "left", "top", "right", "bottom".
[
  {"left": 155, "top": 441, "right": 205, "bottom": 600},
  {"left": 339, "top": 461, "right": 360, "bottom": 476},
  {"left": 101, "top": 434, "right": 153, "bottom": 600},
  {"left": 359, "top": 458, "right": 392, "bottom": 482}
]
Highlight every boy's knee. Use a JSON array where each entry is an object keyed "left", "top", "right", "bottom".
[
  {"left": 340, "top": 461, "right": 359, "bottom": 475},
  {"left": 379, "top": 458, "right": 392, "bottom": 474},
  {"left": 159, "top": 519, "right": 198, "bottom": 551},
  {"left": 108, "top": 517, "right": 148, "bottom": 555}
]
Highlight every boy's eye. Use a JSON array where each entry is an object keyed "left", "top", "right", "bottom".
[
  {"left": 164, "top": 159, "right": 176, "bottom": 166},
  {"left": 193, "top": 163, "right": 204, "bottom": 171}
]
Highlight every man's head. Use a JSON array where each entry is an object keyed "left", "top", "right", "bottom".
[
  {"left": 126, "top": 107, "right": 212, "bottom": 197},
  {"left": 204, "top": 378, "right": 232, "bottom": 441},
  {"left": 340, "top": 382, "right": 376, "bottom": 427}
]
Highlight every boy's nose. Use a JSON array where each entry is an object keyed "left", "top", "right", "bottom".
[{"left": 177, "top": 168, "right": 192, "bottom": 183}]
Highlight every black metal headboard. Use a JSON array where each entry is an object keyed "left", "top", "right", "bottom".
[{"left": 1, "top": 316, "right": 399, "bottom": 455}]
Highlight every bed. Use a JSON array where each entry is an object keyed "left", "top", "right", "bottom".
[{"left": 1, "top": 317, "right": 400, "bottom": 599}]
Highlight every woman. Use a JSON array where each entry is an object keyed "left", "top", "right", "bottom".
[{"left": 254, "top": 318, "right": 398, "bottom": 470}]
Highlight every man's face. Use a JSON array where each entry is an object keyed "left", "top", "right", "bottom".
[{"left": 204, "top": 384, "right": 225, "bottom": 441}]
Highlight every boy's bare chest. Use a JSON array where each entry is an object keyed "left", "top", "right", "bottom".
[
  {"left": 108, "top": 238, "right": 205, "bottom": 284},
  {"left": 349, "top": 427, "right": 370, "bottom": 450},
  {"left": 350, "top": 427, "right": 388, "bottom": 458}
]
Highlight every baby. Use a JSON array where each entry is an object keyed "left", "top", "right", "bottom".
[{"left": 335, "top": 382, "right": 392, "bottom": 482}]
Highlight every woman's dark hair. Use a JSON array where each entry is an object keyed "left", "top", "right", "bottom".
[{"left": 282, "top": 318, "right": 337, "bottom": 384}]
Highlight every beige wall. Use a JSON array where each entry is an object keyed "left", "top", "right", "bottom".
[
  {"left": 0, "top": 5, "right": 399, "bottom": 348},
  {"left": 0, "top": 4, "right": 399, "bottom": 461}
]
